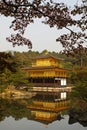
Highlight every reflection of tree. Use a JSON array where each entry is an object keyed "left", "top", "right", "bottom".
[
  {"left": 69, "top": 114, "right": 87, "bottom": 127},
  {"left": 0, "top": 99, "right": 32, "bottom": 122},
  {"left": 0, "top": 98, "right": 68, "bottom": 125}
]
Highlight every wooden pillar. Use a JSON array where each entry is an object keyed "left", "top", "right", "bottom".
[
  {"left": 43, "top": 77, "right": 45, "bottom": 84},
  {"left": 30, "top": 78, "right": 32, "bottom": 83}
]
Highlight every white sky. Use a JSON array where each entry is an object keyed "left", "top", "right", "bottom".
[{"left": 0, "top": 0, "right": 80, "bottom": 52}]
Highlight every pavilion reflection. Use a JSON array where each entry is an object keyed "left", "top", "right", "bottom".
[{"left": 28, "top": 93, "right": 70, "bottom": 125}]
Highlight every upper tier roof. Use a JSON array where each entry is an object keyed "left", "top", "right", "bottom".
[{"left": 33, "top": 54, "right": 64, "bottom": 61}]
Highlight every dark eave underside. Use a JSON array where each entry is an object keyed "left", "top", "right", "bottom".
[{"left": 22, "top": 66, "right": 67, "bottom": 71}]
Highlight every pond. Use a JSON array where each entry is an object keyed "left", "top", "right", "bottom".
[{"left": 0, "top": 98, "right": 87, "bottom": 130}]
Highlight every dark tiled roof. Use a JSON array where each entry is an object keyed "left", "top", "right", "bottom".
[{"left": 33, "top": 54, "right": 63, "bottom": 61}]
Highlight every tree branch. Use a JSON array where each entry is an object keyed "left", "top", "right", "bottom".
[{"left": 3, "top": 0, "right": 17, "bottom": 7}]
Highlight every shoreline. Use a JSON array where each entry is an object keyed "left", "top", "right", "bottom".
[{"left": 0, "top": 90, "right": 36, "bottom": 99}]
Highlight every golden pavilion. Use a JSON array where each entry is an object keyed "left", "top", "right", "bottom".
[
  {"left": 23, "top": 54, "right": 71, "bottom": 100},
  {"left": 26, "top": 54, "right": 71, "bottom": 125},
  {"left": 24, "top": 54, "right": 67, "bottom": 84}
]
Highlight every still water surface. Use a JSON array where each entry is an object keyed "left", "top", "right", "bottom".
[
  {"left": 0, "top": 98, "right": 87, "bottom": 130},
  {"left": 0, "top": 116, "right": 86, "bottom": 130}
]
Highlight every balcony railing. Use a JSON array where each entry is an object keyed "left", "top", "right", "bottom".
[{"left": 31, "top": 83, "right": 61, "bottom": 87}]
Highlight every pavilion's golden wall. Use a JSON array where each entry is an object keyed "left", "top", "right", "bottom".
[
  {"left": 32, "top": 57, "right": 62, "bottom": 67},
  {"left": 28, "top": 69, "right": 67, "bottom": 78}
]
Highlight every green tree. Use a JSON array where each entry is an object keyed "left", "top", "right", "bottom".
[
  {"left": 11, "top": 69, "right": 29, "bottom": 89},
  {"left": 0, "top": 52, "right": 29, "bottom": 91},
  {"left": 70, "top": 69, "right": 87, "bottom": 110},
  {"left": 0, "top": 52, "right": 17, "bottom": 73},
  {"left": 0, "top": 52, "right": 17, "bottom": 92}
]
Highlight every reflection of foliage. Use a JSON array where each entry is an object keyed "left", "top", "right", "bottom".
[{"left": 0, "top": 99, "right": 32, "bottom": 121}]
